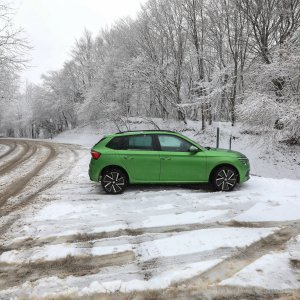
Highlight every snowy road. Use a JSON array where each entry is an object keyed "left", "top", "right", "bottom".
[
  {"left": 0, "top": 139, "right": 78, "bottom": 237},
  {"left": 0, "top": 139, "right": 299, "bottom": 299}
]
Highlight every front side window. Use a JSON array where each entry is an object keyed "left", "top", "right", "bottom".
[
  {"left": 128, "top": 135, "right": 153, "bottom": 150},
  {"left": 158, "top": 135, "right": 193, "bottom": 152}
]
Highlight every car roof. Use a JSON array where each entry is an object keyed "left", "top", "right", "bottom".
[
  {"left": 97, "top": 130, "right": 205, "bottom": 151},
  {"left": 111, "top": 130, "right": 181, "bottom": 136}
]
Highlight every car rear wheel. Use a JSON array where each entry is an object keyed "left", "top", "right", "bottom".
[
  {"left": 213, "top": 166, "right": 238, "bottom": 191},
  {"left": 101, "top": 168, "right": 128, "bottom": 194}
]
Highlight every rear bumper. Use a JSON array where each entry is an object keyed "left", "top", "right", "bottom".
[{"left": 89, "top": 160, "right": 100, "bottom": 182}]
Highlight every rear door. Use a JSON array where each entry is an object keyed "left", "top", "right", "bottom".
[
  {"left": 119, "top": 134, "right": 161, "bottom": 182},
  {"left": 156, "top": 134, "right": 207, "bottom": 182}
]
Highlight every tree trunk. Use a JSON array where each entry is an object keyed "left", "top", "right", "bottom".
[{"left": 201, "top": 104, "right": 205, "bottom": 130}]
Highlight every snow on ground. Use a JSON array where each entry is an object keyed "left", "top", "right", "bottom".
[
  {"left": 5, "top": 175, "right": 299, "bottom": 246},
  {"left": 52, "top": 124, "right": 104, "bottom": 148},
  {"left": 0, "top": 243, "right": 133, "bottom": 264},
  {"left": 0, "top": 145, "right": 50, "bottom": 187},
  {"left": 0, "top": 225, "right": 275, "bottom": 298},
  {"left": 234, "top": 199, "right": 300, "bottom": 222},
  {"left": 1, "top": 259, "right": 222, "bottom": 299},
  {"left": 0, "top": 143, "right": 9, "bottom": 155},
  {"left": 233, "top": 177, "right": 300, "bottom": 222},
  {"left": 53, "top": 118, "right": 300, "bottom": 180},
  {"left": 220, "top": 251, "right": 300, "bottom": 290},
  {"left": 1, "top": 119, "right": 299, "bottom": 298},
  {"left": 137, "top": 227, "right": 275, "bottom": 260},
  {"left": 289, "top": 235, "right": 300, "bottom": 262},
  {"left": 142, "top": 210, "right": 228, "bottom": 227}
]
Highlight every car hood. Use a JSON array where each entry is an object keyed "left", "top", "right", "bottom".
[{"left": 205, "top": 147, "right": 247, "bottom": 158}]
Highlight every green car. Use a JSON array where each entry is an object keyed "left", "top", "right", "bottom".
[{"left": 89, "top": 130, "right": 250, "bottom": 194}]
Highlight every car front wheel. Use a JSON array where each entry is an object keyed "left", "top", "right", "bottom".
[
  {"left": 212, "top": 166, "right": 238, "bottom": 191},
  {"left": 101, "top": 168, "right": 128, "bottom": 194}
]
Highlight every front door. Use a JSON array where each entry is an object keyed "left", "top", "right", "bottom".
[{"left": 157, "top": 134, "right": 207, "bottom": 182}]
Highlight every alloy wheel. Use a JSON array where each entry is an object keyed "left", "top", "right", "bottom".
[
  {"left": 215, "top": 167, "right": 237, "bottom": 191},
  {"left": 102, "top": 171, "right": 125, "bottom": 194}
]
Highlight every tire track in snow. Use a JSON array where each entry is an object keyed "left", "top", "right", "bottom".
[
  {"left": 0, "top": 250, "right": 135, "bottom": 290},
  {"left": 0, "top": 142, "right": 37, "bottom": 175},
  {"left": 72, "top": 284, "right": 297, "bottom": 300},
  {"left": 183, "top": 222, "right": 300, "bottom": 290},
  {"left": 0, "top": 147, "right": 77, "bottom": 215},
  {"left": 127, "top": 285, "right": 297, "bottom": 300},
  {"left": 0, "top": 146, "right": 79, "bottom": 238},
  {"left": 0, "top": 140, "right": 298, "bottom": 298},
  {"left": 0, "top": 141, "right": 17, "bottom": 160},
  {"left": 1, "top": 220, "right": 297, "bottom": 252},
  {"left": 0, "top": 141, "right": 56, "bottom": 208},
  {"left": 0, "top": 141, "right": 31, "bottom": 174},
  {"left": 72, "top": 225, "right": 300, "bottom": 299}
]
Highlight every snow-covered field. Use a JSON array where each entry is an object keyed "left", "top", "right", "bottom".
[
  {"left": 54, "top": 118, "right": 300, "bottom": 180},
  {"left": 0, "top": 120, "right": 299, "bottom": 299}
]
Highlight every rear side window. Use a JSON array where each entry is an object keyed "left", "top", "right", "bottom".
[
  {"left": 106, "top": 136, "right": 128, "bottom": 150},
  {"left": 128, "top": 135, "right": 153, "bottom": 150},
  {"left": 106, "top": 135, "right": 154, "bottom": 150}
]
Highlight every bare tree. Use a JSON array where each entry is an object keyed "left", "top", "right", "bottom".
[
  {"left": 223, "top": 0, "right": 250, "bottom": 125},
  {"left": 240, "top": 0, "right": 300, "bottom": 64},
  {"left": 0, "top": 2, "right": 29, "bottom": 70},
  {"left": 0, "top": 1, "right": 30, "bottom": 135}
]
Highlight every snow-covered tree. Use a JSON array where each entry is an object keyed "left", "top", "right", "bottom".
[
  {"left": 239, "top": 42, "right": 300, "bottom": 144},
  {"left": 0, "top": 1, "right": 30, "bottom": 136},
  {"left": 7, "top": 0, "right": 300, "bottom": 145}
]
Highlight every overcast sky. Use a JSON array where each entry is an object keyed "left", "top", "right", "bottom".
[{"left": 14, "top": 0, "right": 145, "bottom": 86}]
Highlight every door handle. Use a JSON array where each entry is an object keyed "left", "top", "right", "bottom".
[{"left": 161, "top": 157, "right": 171, "bottom": 160}]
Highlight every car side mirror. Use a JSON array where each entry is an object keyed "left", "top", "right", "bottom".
[{"left": 189, "top": 146, "right": 199, "bottom": 153}]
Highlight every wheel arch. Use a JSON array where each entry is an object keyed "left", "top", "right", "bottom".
[
  {"left": 209, "top": 163, "right": 240, "bottom": 184},
  {"left": 100, "top": 165, "right": 130, "bottom": 183}
]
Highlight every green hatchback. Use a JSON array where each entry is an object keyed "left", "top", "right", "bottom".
[{"left": 89, "top": 130, "right": 250, "bottom": 194}]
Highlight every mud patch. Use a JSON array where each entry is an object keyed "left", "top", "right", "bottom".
[
  {"left": 290, "top": 258, "right": 300, "bottom": 269},
  {"left": 52, "top": 285, "right": 297, "bottom": 300},
  {"left": 0, "top": 250, "right": 135, "bottom": 289}
]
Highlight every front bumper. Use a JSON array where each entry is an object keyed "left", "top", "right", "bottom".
[{"left": 239, "top": 166, "right": 250, "bottom": 183}]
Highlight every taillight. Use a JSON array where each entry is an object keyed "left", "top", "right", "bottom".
[{"left": 91, "top": 150, "right": 101, "bottom": 160}]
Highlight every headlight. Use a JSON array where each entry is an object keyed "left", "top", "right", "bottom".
[{"left": 238, "top": 157, "right": 249, "bottom": 165}]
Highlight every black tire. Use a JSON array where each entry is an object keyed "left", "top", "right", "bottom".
[
  {"left": 212, "top": 166, "right": 238, "bottom": 191},
  {"left": 101, "top": 168, "right": 128, "bottom": 194}
]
